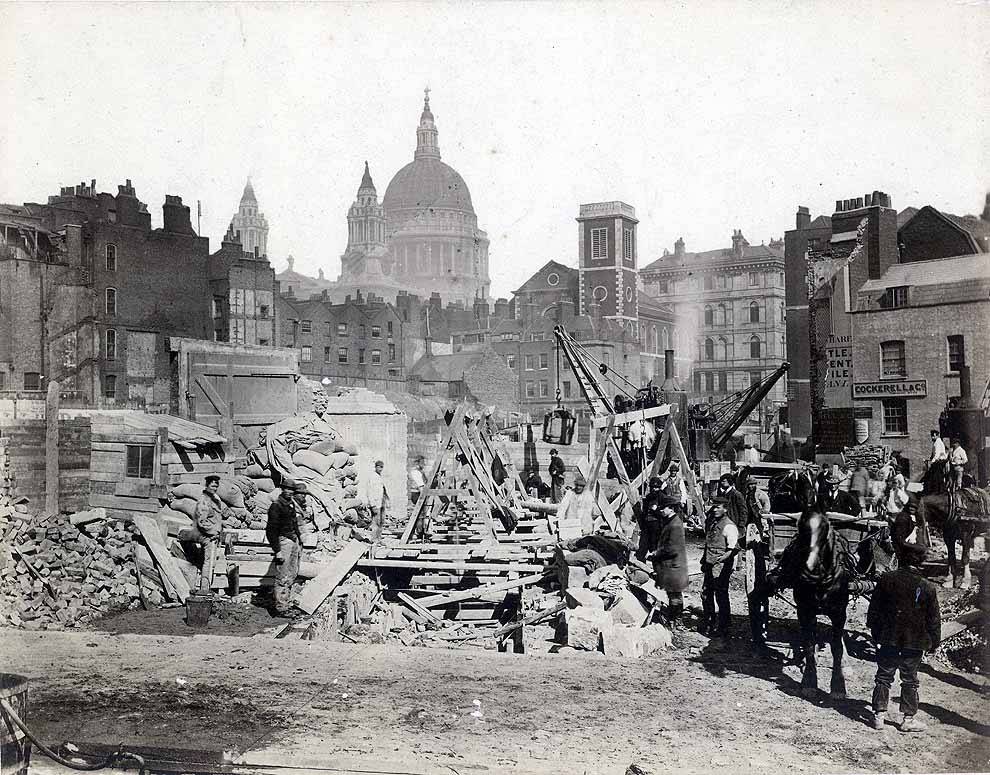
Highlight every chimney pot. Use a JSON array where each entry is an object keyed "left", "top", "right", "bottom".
[{"left": 835, "top": 200, "right": 843, "bottom": 212}]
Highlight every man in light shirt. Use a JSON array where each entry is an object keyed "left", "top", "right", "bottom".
[
  {"left": 925, "top": 431, "right": 948, "bottom": 494},
  {"left": 700, "top": 497, "right": 740, "bottom": 638},
  {"left": 949, "top": 439, "right": 968, "bottom": 490},
  {"left": 556, "top": 475, "right": 596, "bottom": 541},
  {"left": 366, "top": 460, "right": 386, "bottom": 541},
  {"left": 408, "top": 457, "right": 426, "bottom": 504}
]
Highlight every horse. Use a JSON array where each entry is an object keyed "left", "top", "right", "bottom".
[
  {"left": 765, "top": 508, "right": 872, "bottom": 700},
  {"left": 916, "top": 485, "right": 990, "bottom": 588}
]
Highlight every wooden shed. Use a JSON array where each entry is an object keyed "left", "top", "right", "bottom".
[{"left": 81, "top": 411, "right": 232, "bottom": 518}]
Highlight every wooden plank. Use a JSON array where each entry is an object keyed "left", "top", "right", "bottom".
[
  {"left": 418, "top": 571, "right": 550, "bottom": 608},
  {"left": 219, "top": 560, "right": 325, "bottom": 579},
  {"left": 91, "top": 434, "right": 157, "bottom": 445},
  {"left": 396, "top": 592, "right": 442, "bottom": 624},
  {"left": 296, "top": 539, "right": 369, "bottom": 615},
  {"left": 357, "top": 558, "right": 543, "bottom": 573},
  {"left": 592, "top": 404, "right": 670, "bottom": 429},
  {"left": 132, "top": 514, "right": 190, "bottom": 603},
  {"left": 226, "top": 528, "right": 317, "bottom": 548},
  {"left": 88, "top": 493, "right": 163, "bottom": 513}
]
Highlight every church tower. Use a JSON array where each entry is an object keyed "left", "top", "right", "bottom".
[
  {"left": 576, "top": 201, "right": 639, "bottom": 325},
  {"left": 346, "top": 162, "right": 386, "bottom": 253},
  {"left": 230, "top": 178, "right": 269, "bottom": 257}
]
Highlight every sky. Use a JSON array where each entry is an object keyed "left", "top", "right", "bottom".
[{"left": 1, "top": 1, "right": 987, "bottom": 298}]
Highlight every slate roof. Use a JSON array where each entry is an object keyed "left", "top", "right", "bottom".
[
  {"left": 641, "top": 242, "right": 783, "bottom": 273},
  {"left": 409, "top": 350, "right": 487, "bottom": 382},
  {"left": 857, "top": 253, "right": 990, "bottom": 307}
]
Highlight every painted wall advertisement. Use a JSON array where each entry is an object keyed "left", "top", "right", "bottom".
[{"left": 824, "top": 334, "right": 853, "bottom": 407}]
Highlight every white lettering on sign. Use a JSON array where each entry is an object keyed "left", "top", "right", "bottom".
[{"left": 852, "top": 380, "right": 928, "bottom": 398}]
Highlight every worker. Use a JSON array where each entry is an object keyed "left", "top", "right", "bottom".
[
  {"left": 744, "top": 477, "right": 772, "bottom": 652},
  {"left": 883, "top": 469, "right": 909, "bottom": 519},
  {"left": 850, "top": 465, "right": 871, "bottom": 513},
  {"left": 717, "top": 472, "right": 747, "bottom": 532},
  {"left": 948, "top": 439, "right": 968, "bottom": 491},
  {"left": 925, "top": 430, "right": 948, "bottom": 494},
  {"left": 700, "top": 497, "right": 740, "bottom": 638},
  {"left": 366, "top": 460, "right": 387, "bottom": 542},
  {"left": 556, "top": 475, "right": 595, "bottom": 541},
  {"left": 739, "top": 443, "right": 761, "bottom": 465},
  {"left": 266, "top": 479, "right": 306, "bottom": 616},
  {"left": 178, "top": 475, "right": 227, "bottom": 574},
  {"left": 408, "top": 457, "right": 426, "bottom": 504},
  {"left": 638, "top": 476, "right": 666, "bottom": 561},
  {"left": 648, "top": 493, "right": 688, "bottom": 629},
  {"left": 548, "top": 448, "right": 566, "bottom": 504},
  {"left": 660, "top": 462, "right": 689, "bottom": 510},
  {"left": 867, "top": 541, "right": 941, "bottom": 733},
  {"left": 819, "top": 470, "right": 862, "bottom": 517},
  {"left": 553, "top": 532, "right": 632, "bottom": 589},
  {"left": 525, "top": 469, "right": 551, "bottom": 501}
]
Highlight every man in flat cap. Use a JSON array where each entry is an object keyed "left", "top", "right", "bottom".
[
  {"left": 266, "top": 479, "right": 306, "bottom": 616},
  {"left": 176, "top": 475, "right": 228, "bottom": 590}
]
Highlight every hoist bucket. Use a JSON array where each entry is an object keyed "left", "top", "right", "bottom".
[{"left": 542, "top": 408, "right": 576, "bottom": 445}]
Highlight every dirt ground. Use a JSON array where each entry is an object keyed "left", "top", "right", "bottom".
[{"left": 2, "top": 571, "right": 988, "bottom": 775}]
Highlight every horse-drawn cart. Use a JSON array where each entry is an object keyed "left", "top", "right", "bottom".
[{"left": 767, "top": 512, "right": 886, "bottom": 558}]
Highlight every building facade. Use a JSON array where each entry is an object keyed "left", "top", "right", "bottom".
[
  {"left": 639, "top": 231, "right": 788, "bottom": 431},
  {"left": 209, "top": 222, "right": 277, "bottom": 346},
  {"left": 229, "top": 179, "right": 269, "bottom": 258}
]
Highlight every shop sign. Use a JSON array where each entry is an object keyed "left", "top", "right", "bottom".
[{"left": 852, "top": 380, "right": 927, "bottom": 399}]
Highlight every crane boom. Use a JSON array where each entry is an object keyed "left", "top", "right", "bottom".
[
  {"left": 700, "top": 361, "right": 790, "bottom": 451},
  {"left": 552, "top": 325, "right": 615, "bottom": 416}
]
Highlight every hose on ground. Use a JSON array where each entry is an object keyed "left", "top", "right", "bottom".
[{"left": 0, "top": 698, "right": 146, "bottom": 773}]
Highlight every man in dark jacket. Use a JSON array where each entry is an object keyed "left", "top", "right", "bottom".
[
  {"left": 266, "top": 479, "right": 306, "bottom": 615},
  {"left": 819, "top": 471, "right": 862, "bottom": 517},
  {"left": 649, "top": 493, "right": 688, "bottom": 628},
  {"left": 548, "top": 449, "right": 566, "bottom": 504},
  {"left": 867, "top": 542, "right": 941, "bottom": 732},
  {"left": 717, "top": 473, "right": 748, "bottom": 533}
]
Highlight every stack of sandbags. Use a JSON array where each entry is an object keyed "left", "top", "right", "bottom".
[{"left": 0, "top": 510, "right": 154, "bottom": 630}]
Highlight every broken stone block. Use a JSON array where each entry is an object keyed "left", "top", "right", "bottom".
[
  {"left": 608, "top": 589, "right": 649, "bottom": 626},
  {"left": 601, "top": 623, "right": 673, "bottom": 658},
  {"left": 638, "top": 624, "right": 673, "bottom": 654},
  {"left": 565, "top": 588, "right": 605, "bottom": 610},
  {"left": 562, "top": 565, "right": 588, "bottom": 590},
  {"left": 564, "top": 606, "right": 613, "bottom": 651}
]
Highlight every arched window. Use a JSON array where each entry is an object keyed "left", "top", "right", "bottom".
[
  {"left": 749, "top": 302, "right": 760, "bottom": 323},
  {"left": 105, "top": 288, "right": 117, "bottom": 316},
  {"left": 650, "top": 326, "right": 658, "bottom": 353},
  {"left": 661, "top": 328, "right": 669, "bottom": 351},
  {"left": 105, "top": 244, "right": 117, "bottom": 271},
  {"left": 704, "top": 305, "right": 714, "bottom": 326},
  {"left": 717, "top": 336, "right": 727, "bottom": 360},
  {"left": 704, "top": 337, "right": 715, "bottom": 360},
  {"left": 750, "top": 335, "right": 762, "bottom": 359},
  {"left": 716, "top": 303, "right": 726, "bottom": 327}
]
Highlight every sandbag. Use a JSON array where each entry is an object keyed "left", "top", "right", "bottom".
[
  {"left": 233, "top": 475, "right": 258, "bottom": 499},
  {"left": 252, "top": 490, "right": 276, "bottom": 510},
  {"left": 308, "top": 438, "right": 343, "bottom": 455},
  {"left": 217, "top": 479, "right": 245, "bottom": 509},
  {"left": 254, "top": 478, "right": 275, "bottom": 493},
  {"left": 292, "top": 449, "right": 334, "bottom": 476},
  {"left": 249, "top": 446, "right": 270, "bottom": 468},
  {"left": 170, "top": 483, "right": 203, "bottom": 500},
  {"left": 244, "top": 463, "right": 270, "bottom": 479},
  {"left": 341, "top": 442, "right": 358, "bottom": 455},
  {"left": 339, "top": 464, "right": 358, "bottom": 480},
  {"left": 295, "top": 464, "right": 331, "bottom": 482},
  {"left": 327, "top": 451, "right": 350, "bottom": 469},
  {"left": 344, "top": 485, "right": 359, "bottom": 499},
  {"left": 342, "top": 496, "right": 364, "bottom": 511},
  {"left": 169, "top": 496, "right": 199, "bottom": 518}
]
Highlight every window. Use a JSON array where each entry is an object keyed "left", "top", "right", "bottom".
[
  {"left": 750, "top": 371, "right": 762, "bottom": 387},
  {"left": 547, "top": 272, "right": 560, "bottom": 287},
  {"left": 230, "top": 288, "right": 244, "bottom": 315},
  {"left": 359, "top": 325, "right": 366, "bottom": 338},
  {"left": 337, "top": 347, "right": 348, "bottom": 364},
  {"left": 387, "top": 321, "right": 393, "bottom": 336},
  {"left": 704, "top": 337, "right": 714, "bottom": 360},
  {"left": 716, "top": 304, "right": 726, "bottom": 327},
  {"left": 324, "top": 347, "right": 332, "bottom": 363},
  {"left": 718, "top": 371, "right": 727, "bottom": 392},
  {"left": 371, "top": 349, "right": 381, "bottom": 365},
  {"left": 525, "top": 355, "right": 535, "bottom": 371},
  {"left": 750, "top": 335, "right": 762, "bottom": 358},
  {"left": 212, "top": 297, "right": 223, "bottom": 318},
  {"left": 882, "top": 399, "right": 908, "bottom": 436},
  {"left": 947, "top": 335, "right": 965, "bottom": 372},
  {"left": 525, "top": 381, "right": 536, "bottom": 398},
  {"left": 704, "top": 372, "right": 714, "bottom": 392},
  {"left": 539, "top": 380, "right": 549, "bottom": 397},
  {"left": 749, "top": 302, "right": 760, "bottom": 323},
  {"left": 105, "top": 288, "right": 117, "bottom": 316},
  {"left": 880, "top": 340, "right": 906, "bottom": 379},
  {"left": 300, "top": 346, "right": 312, "bottom": 362},
  {"left": 259, "top": 305, "right": 269, "bottom": 319},
  {"left": 388, "top": 343, "right": 396, "bottom": 362},
  {"left": 507, "top": 354, "right": 516, "bottom": 369},
  {"left": 300, "top": 320, "right": 312, "bottom": 334},
  {"left": 371, "top": 325, "right": 381, "bottom": 338},
  {"left": 749, "top": 272, "right": 759, "bottom": 287},
  {"left": 337, "top": 323, "right": 348, "bottom": 336},
  {"left": 24, "top": 372, "right": 41, "bottom": 391},
  {"left": 126, "top": 444, "right": 154, "bottom": 479},
  {"left": 657, "top": 279, "right": 668, "bottom": 294},
  {"left": 105, "top": 244, "right": 117, "bottom": 271},
  {"left": 704, "top": 276, "right": 714, "bottom": 291},
  {"left": 326, "top": 322, "right": 333, "bottom": 336},
  {"left": 889, "top": 286, "right": 909, "bottom": 308},
  {"left": 623, "top": 228, "right": 634, "bottom": 261},
  {"left": 704, "top": 306, "right": 714, "bottom": 326},
  {"left": 105, "top": 329, "right": 117, "bottom": 361},
  {"left": 530, "top": 332, "right": 545, "bottom": 341},
  {"left": 693, "top": 372, "right": 702, "bottom": 392},
  {"left": 358, "top": 348, "right": 366, "bottom": 364},
  {"left": 103, "top": 374, "right": 116, "bottom": 398},
  {"left": 563, "top": 380, "right": 571, "bottom": 398},
  {"left": 539, "top": 353, "right": 549, "bottom": 370},
  {"left": 590, "top": 228, "right": 608, "bottom": 259}
]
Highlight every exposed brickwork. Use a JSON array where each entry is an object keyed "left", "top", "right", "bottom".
[{"left": 0, "top": 417, "right": 91, "bottom": 511}]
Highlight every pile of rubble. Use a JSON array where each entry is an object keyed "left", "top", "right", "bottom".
[{"left": 0, "top": 507, "right": 153, "bottom": 630}]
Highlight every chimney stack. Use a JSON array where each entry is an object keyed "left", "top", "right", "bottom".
[
  {"left": 674, "top": 237, "right": 685, "bottom": 258},
  {"left": 796, "top": 206, "right": 810, "bottom": 229},
  {"left": 664, "top": 350, "right": 675, "bottom": 380},
  {"left": 162, "top": 195, "right": 194, "bottom": 234}
]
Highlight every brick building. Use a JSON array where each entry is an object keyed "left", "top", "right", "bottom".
[
  {"left": 784, "top": 189, "right": 989, "bottom": 456},
  {"left": 276, "top": 289, "right": 406, "bottom": 392},
  {"left": 639, "top": 230, "right": 788, "bottom": 433},
  {"left": 849, "top": 252, "right": 990, "bottom": 470},
  {"left": 209, "top": 222, "right": 276, "bottom": 346},
  {"left": 407, "top": 346, "right": 517, "bottom": 411},
  {"left": 1, "top": 178, "right": 279, "bottom": 408}
]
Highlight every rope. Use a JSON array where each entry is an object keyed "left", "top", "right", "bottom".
[{"left": 0, "top": 698, "right": 146, "bottom": 773}]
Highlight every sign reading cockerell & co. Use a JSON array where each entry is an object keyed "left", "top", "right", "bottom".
[{"left": 852, "top": 380, "right": 928, "bottom": 399}]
